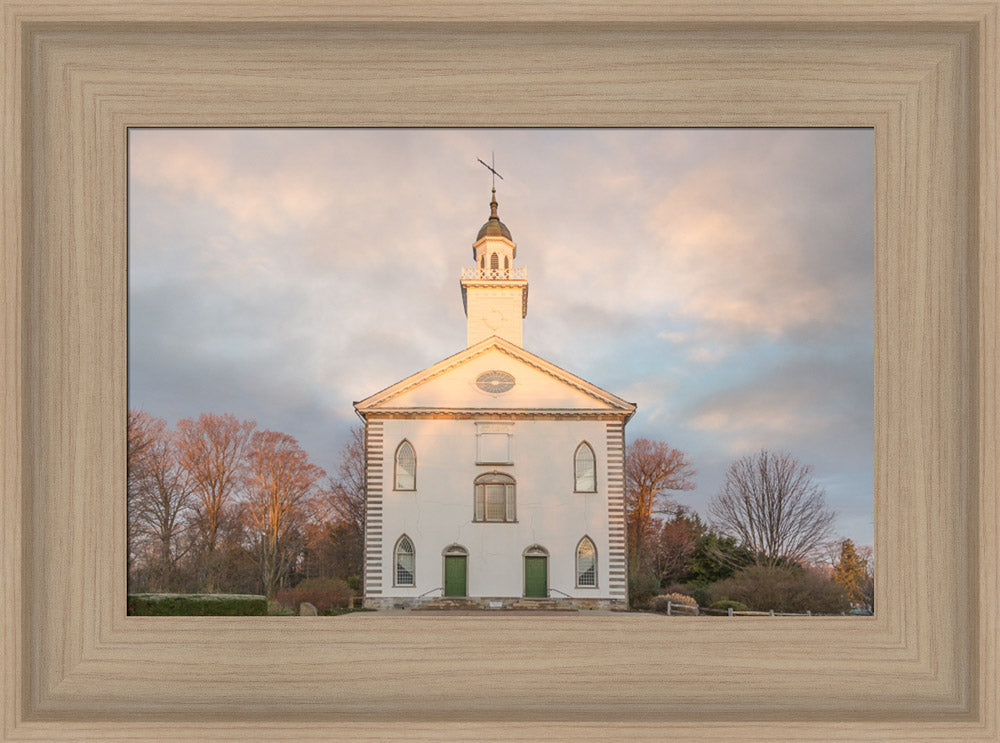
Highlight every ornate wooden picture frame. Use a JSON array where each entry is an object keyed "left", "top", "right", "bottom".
[{"left": 2, "top": 2, "right": 997, "bottom": 740}]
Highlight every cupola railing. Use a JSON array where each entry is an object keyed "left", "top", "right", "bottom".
[{"left": 461, "top": 267, "right": 527, "bottom": 281}]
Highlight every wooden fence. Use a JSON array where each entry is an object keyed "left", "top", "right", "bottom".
[{"left": 662, "top": 601, "right": 813, "bottom": 617}]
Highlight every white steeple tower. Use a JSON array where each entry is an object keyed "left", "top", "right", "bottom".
[{"left": 460, "top": 187, "right": 529, "bottom": 347}]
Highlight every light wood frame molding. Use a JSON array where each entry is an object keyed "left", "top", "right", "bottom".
[{"left": 2, "top": 1, "right": 998, "bottom": 740}]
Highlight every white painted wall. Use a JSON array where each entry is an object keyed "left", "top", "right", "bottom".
[
  {"left": 387, "top": 348, "right": 601, "bottom": 410},
  {"left": 376, "top": 418, "right": 615, "bottom": 599},
  {"left": 464, "top": 284, "right": 526, "bottom": 347}
]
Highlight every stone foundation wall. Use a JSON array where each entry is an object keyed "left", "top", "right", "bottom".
[{"left": 363, "top": 596, "right": 628, "bottom": 611}]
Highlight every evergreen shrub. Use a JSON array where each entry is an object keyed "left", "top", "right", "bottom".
[
  {"left": 683, "top": 582, "right": 712, "bottom": 608},
  {"left": 628, "top": 572, "right": 661, "bottom": 610},
  {"left": 267, "top": 600, "right": 295, "bottom": 616},
  {"left": 127, "top": 593, "right": 267, "bottom": 616}
]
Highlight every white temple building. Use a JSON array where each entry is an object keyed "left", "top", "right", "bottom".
[{"left": 355, "top": 188, "right": 636, "bottom": 610}]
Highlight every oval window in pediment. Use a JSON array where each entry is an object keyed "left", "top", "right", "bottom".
[{"left": 475, "top": 370, "right": 515, "bottom": 394}]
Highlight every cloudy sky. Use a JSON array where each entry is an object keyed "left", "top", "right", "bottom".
[{"left": 128, "top": 128, "right": 875, "bottom": 548}]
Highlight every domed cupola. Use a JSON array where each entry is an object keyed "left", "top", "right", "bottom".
[
  {"left": 470, "top": 188, "right": 517, "bottom": 270},
  {"left": 475, "top": 188, "right": 514, "bottom": 243}
]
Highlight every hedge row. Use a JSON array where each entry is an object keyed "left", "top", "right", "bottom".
[{"left": 128, "top": 593, "right": 268, "bottom": 616}]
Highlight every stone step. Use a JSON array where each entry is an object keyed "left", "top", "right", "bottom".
[
  {"left": 509, "top": 599, "right": 576, "bottom": 611},
  {"left": 412, "top": 598, "right": 484, "bottom": 611}
]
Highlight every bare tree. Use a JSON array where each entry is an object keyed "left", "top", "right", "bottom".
[
  {"left": 304, "top": 427, "right": 366, "bottom": 582},
  {"left": 625, "top": 439, "right": 696, "bottom": 569},
  {"left": 130, "top": 422, "right": 195, "bottom": 589},
  {"left": 243, "top": 429, "right": 326, "bottom": 597},
  {"left": 709, "top": 449, "right": 836, "bottom": 568},
  {"left": 322, "top": 426, "right": 365, "bottom": 541},
  {"left": 176, "top": 413, "right": 255, "bottom": 589},
  {"left": 127, "top": 410, "right": 161, "bottom": 580},
  {"left": 813, "top": 537, "right": 850, "bottom": 572}
]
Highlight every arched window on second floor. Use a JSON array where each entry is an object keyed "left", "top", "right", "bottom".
[
  {"left": 394, "top": 440, "right": 416, "bottom": 491},
  {"left": 574, "top": 442, "right": 597, "bottom": 492},
  {"left": 474, "top": 472, "right": 516, "bottom": 523}
]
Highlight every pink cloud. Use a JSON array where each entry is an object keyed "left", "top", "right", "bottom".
[
  {"left": 132, "top": 133, "right": 333, "bottom": 243},
  {"left": 646, "top": 163, "right": 839, "bottom": 337}
]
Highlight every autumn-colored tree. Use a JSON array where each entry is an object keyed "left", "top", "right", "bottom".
[
  {"left": 832, "top": 539, "right": 867, "bottom": 606},
  {"left": 127, "top": 410, "right": 159, "bottom": 485},
  {"left": 709, "top": 449, "right": 836, "bottom": 568},
  {"left": 176, "top": 413, "right": 255, "bottom": 589},
  {"left": 646, "top": 507, "right": 704, "bottom": 585},
  {"left": 625, "top": 438, "right": 695, "bottom": 570},
  {"left": 243, "top": 429, "right": 326, "bottom": 597}
]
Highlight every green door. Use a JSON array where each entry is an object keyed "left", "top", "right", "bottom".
[
  {"left": 524, "top": 556, "right": 547, "bottom": 598},
  {"left": 444, "top": 555, "right": 467, "bottom": 597}
]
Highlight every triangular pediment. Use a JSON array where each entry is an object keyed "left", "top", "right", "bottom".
[{"left": 354, "top": 336, "right": 636, "bottom": 418}]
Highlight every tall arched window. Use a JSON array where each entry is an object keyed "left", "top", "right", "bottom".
[
  {"left": 490, "top": 252, "right": 500, "bottom": 271},
  {"left": 574, "top": 442, "right": 597, "bottom": 492},
  {"left": 474, "top": 473, "right": 516, "bottom": 522},
  {"left": 504, "top": 255, "right": 510, "bottom": 270},
  {"left": 394, "top": 535, "right": 415, "bottom": 586},
  {"left": 576, "top": 536, "right": 597, "bottom": 587},
  {"left": 394, "top": 440, "right": 416, "bottom": 491}
]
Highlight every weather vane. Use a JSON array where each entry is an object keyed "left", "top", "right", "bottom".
[{"left": 477, "top": 152, "right": 504, "bottom": 189}]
